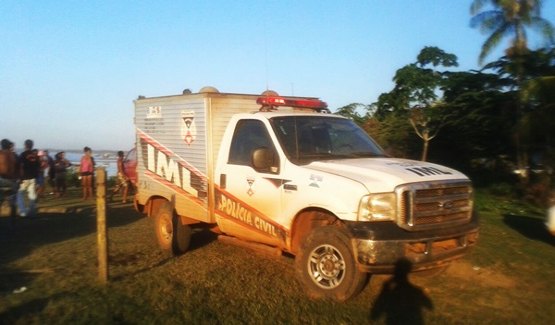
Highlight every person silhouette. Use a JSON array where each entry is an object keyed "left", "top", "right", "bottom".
[
  {"left": 110, "top": 150, "right": 130, "bottom": 203},
  {"left": 16, "top": 139, "right": 40, "bottom": 217},
  {"left": 370, "top": 258, "right": 434, "bottom": 325},
  {"left": 79, "top": 146, "right": 95, "bottom": 200},
  {"left": 1, "top": 139, "right": 18, "bottom": 228}
]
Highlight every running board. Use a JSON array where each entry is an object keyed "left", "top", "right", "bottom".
[{"left": 217, "top": 235, "right": 282, "bottom": 257}]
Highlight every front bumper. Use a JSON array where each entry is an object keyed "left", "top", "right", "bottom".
[{"left": 345, "top": 215, "right": 479, "bottom": 273}]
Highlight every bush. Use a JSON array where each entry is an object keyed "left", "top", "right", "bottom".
[
  {"left": 67, "top": 167, "right": 81, "bottom": 188},
  {"left": 488, "top": 182, "right": 515, "bottom": 197}
]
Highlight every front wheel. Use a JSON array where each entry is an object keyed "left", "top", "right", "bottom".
[{"left": 295, "top": 226, "right": 367, "bottom": 301}]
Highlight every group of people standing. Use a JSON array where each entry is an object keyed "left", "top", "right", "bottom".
[{"left": 0, "top": 139, "right": 102, "bottom": 218}]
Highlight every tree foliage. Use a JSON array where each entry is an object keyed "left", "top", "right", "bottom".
[
  {"left": 329, "top": 2, "right": 554, "bottom": 200},
  {"left": 334, "top": 45, "right": 555, "bottom": 199},
  {"left": 470, "top": 0, "right": 555, "bottom": 64},
  {"left": 335, "top": 103, "right": 369, "bottom": 125},
  {"left": 371, "top": 46, "right": 457, "bottom": 160}
]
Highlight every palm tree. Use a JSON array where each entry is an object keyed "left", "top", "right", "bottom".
[
  {"left": 470, "top": 0, "right": 554, "bottom": 65},
  {"left": 471, "top": 1, "right": 554, "bottom": 183}
]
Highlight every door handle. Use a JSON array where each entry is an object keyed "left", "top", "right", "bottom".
[
  {"left": 220, "top": 174, "right": 226, "bottom": 189},
  {"left": 284, "top": 184, "right": 297, "bottom": 191}
]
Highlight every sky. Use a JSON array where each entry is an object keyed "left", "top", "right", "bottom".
[{"left": 1, "top": 1, "right": 554, "bottom": 151}]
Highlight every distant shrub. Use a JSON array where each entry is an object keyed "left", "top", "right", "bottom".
[
  {"left": 488, "top": 183, "right": 515, "bottom": 197},
  {"left": 107, "top": 176, "right": 117, "bottom": 187},
  {"left": 67, "top": 167, "right": 80, "bottom": 188}
]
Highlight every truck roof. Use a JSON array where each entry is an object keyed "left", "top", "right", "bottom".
[
  {"left": 134, "top": 87, "right": 331, "bottom": 115},
  {"left": 134, "top": 88, "right": 321, "bottom": 103}
]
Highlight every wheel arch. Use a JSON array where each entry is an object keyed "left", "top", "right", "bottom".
[
  {"left": 289, "top": 207, "right": 344, "bottom": 255},
  {"left": 145, "top": 195, "right": 171, "bottom": 218}
]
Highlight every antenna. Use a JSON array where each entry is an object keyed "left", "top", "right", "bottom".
[
  {"left": 265, "top": 38, "right": 269, "bottom": 91},
  {"left": 263, "top": 1, "right": 269, "bottom": 90}
]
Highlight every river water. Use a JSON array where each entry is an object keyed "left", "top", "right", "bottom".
[{"left": 62, "top": 151, "right": 118, "bottom": 177}]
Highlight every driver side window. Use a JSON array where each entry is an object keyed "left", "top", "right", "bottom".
[{"left": 228, "top": 120, "right": 278, "bottom": 171}]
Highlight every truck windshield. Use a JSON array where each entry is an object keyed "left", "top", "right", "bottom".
[{"left": 270, "top": 116, "right": 386, "bottom": 164}]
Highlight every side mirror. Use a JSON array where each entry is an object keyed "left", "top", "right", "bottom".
[{"left": 252, "top": 147, "right": 278, "bottom": 173}]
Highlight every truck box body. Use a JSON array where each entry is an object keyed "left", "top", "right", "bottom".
[{"left": 135, "top": 91, "right": 267, "bottom": 223}]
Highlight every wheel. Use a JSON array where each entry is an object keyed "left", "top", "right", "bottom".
[
  {"left": 173, "top": 217, "right": 192, "bottom": 254},
  {"left": 154, "top": 202, "right": 174, "bottom": 251},
  {"left": 154, "top": 202, "right": 192, "bottom": 255},
  {"left": 295, "top": 226, "right": 368, "bottom": 301}
]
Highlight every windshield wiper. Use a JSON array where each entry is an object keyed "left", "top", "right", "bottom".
[{"left": 345, "top": 152, "right": 386, "bottom": 158}]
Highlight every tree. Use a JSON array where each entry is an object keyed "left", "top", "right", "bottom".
[
  {"left": 516, "top": 48, "right": 555, "bottom": 194},
  {"left": 371, "top": 112, "right": 418, "bottom": 158},
  {"left": 409, "top": 104, "right": 444, "bottom": 161},
  {"left": 371, "top": 46, "right": 458, "bottom": 161},
  {"left": 434, "top": 69, "right": 517, "bottom": 182},
  {"left": 470, "top": 0, "right": 555, "bottom": 65},
  {"left": 471, "top": 1, "right": 554, "bottom": 185},
  {"left": 335, "top": 103, "right": 369, "bottom": 126},
  {"left": 479, "top": 48, "right": 555, "bottom": 184}
]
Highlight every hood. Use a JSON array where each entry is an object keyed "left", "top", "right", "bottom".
[{"left": 305, "top": 158, "right": 469, "bottom": 193}]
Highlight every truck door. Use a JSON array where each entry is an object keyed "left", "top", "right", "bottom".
[{"left": 216, "top": 119, "right": 286, "bottom": 246}]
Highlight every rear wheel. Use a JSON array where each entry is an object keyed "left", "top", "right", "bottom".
[
  {"left": 173, "top": 217, "right": 192, "bottom": 254},
  {"left": 154, "top": 202, "right": 191, "bottom": 255},
  {"left": 295, "top": 226, "right": 367, "bottom": 301}
]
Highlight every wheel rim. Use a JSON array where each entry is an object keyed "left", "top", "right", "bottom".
[{"left": 307, "top": 244, "right": 346, "bottom": 289}]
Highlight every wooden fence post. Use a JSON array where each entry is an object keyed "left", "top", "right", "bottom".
[{"left": 96, "top": 166, "right": 108, "bottom": 284}]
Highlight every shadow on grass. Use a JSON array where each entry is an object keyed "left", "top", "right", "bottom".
[
  {"left": 189, "top": 227, "right": 219, "bottom": 252},
  {"left": 503, "top": 214, "right": 555, "bottom": 246},
  {"left": 0, "top": 295, "right": 51, "bottom": 322},
  {"left": 0, "top": 288, "right": 111, "bottom": 323},
  {"left": 370, "top": 258, "right": 434, "bottom": 324},
  {"left": 0, "top": 204, "right": 142, "bottom": 291},
  {"left": 1, "top": 205, "right": 140, "bottom": 248},
  {"left": 0, "top": 270, "right": 38, "bottom": 295},
  {"left": 110, "top": 256, "right": 174, "bottom": 282},
  {"left": 109, "top": 222, "right": 219, "bottom": 282}
]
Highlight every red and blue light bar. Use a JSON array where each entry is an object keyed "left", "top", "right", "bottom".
[{"left": 257, "top": 95, "right": 328, "bottom": 110}]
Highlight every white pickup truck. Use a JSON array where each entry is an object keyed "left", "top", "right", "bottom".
[{"left": 133, "top": 87, "right": 479, "bottom": 301}]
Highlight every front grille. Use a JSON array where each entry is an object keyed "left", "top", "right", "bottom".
[{"left": 397, "top": 180, "right": 473, "bottom": 231}]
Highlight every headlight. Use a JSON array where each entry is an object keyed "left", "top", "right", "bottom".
[{"left": 358, "top": 193, "right": 396, "bottom": 221}]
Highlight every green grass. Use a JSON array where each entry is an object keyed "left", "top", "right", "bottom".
[{"left": 1, "top": 188, "right": 554, "bottom": 324}]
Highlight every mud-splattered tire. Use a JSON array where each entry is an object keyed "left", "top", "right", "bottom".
[
  {"left": 155, "top": 202, "right": 174, "bottom": 251},
  {"left": 154, "top": 202, "right": 191, "bottom": 255},
  {"left": 295, "top": 226, "right": 367, "bottom": 301},
  {"left": 173, "top": 217, "right": 192, "bottom": 255}
]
